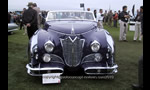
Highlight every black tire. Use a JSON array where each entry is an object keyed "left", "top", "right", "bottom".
[{"left": 8, "top": 32, "right": 13, "bottom": 35}]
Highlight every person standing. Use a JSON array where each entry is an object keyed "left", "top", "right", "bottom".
[
  {"left": 97, "top": 9, "right": 104, "bottom": 29},
  {"left": 119, "top": 6, "right": 130, "bottom": 42},
  {"left": 104, "top": 10, "right": 108, "bottom": 25},
  {"left": 19, "top": 14, "right": 23, "bottom": 30},
  {"left": 113, "top": 11, "right": 118, "bottom": 28},
  {"left": 107, "top": 10, "right": 113, "bottom": 27},
  {"left": 22, "top": 8, "right": 27, "bottom": 35},
  {"left": 33, "top": 3, "right": 41, "bottom": 29},
  {"left": 22, "top": 2, "right": 38, "bottom": 39},
  {"left": 133, "top": 9, "right": 142, "bottom": 42},
  {"left": 140, "top": 6, "right": 143, "bottom": 36},
  {"left": 87, "top": 8, "right": 90, "bottom": 11},
  {"left": 132, "top": 7, "right": 143, "bottom": 90},
  {"left": 118, "top": 10, "right": 121, "bottom": 26},
  {"left": 93, "top": 9, "right": 97, "bottom": 18},
  {"left": 10, "top": 12, "right": 14, "bottom": 23},
  {"left": 8, "top": 12, "right": 11, "bottom": 23},
  {"left": 13, "top": 12, "right": 17, "bottom": 24},
  {"left": 19, "top": 9, "right": 26, "bottom": 30}
]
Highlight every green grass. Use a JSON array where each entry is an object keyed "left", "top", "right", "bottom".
[{"left": 8, "top": 25, "right": 143, "bottom": 90}]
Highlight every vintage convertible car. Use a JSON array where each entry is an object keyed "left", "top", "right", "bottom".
[{"left": 26, "top": 10, "right": 118, "bottom": 77}]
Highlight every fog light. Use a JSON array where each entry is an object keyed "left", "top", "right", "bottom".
[
  {"left": 94, "top": 53, "right": 102, "bottom": 62},
  {"left": 43, "top": 54, "right": 51, "bottom": 62}
]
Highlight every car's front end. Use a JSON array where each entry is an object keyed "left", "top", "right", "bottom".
[{"left": 26, "top": 10, "right": 118, "bottom": 77}]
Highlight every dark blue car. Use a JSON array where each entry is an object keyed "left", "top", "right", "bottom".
[{"left": 26, "top": 10, "right": 118, "bottom": 77}]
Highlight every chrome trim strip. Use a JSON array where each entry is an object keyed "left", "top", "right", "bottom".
[
  {"left": 60, "top": 38, "right": 64, "bottom": 47},
  {"left": 26, "top": 64, "right": 64, "bottom": 76},
  {"left": 26, "top": 64, "right": 64, "bottom": 71},
  {"left": 81, "top": 53, "right": 102, "bottom": 64},
  {"left": 50, "top": 61, "right": 64, "bottom": 64},
  {"left": 91, "top": 40, "right": 100, "bottom": 46},
  {"left": 50, "top": 54, "right": 64, "bottom": 64},
  {"left": 68, "top": 36, "right": 77, "bottom": 43},
  {"left": 82, "top": 53, "right": 95, "bottom": 62},
  {"left": 81, "top": 39, "right": 85, "bottom": 48},
  {"left": 84, "top": 64, "right": 118, "bottom": 75},
  {"left": 8, "top": 29, "right": 18, "bottom": 32},
  {"left": 84, "top": 64, "right": 118, "bottom": 70},
  {"left": 28, "top": 73, "right": 63, "bottom": 76},
  {"left": 44, "top": 40, "right": 54, "bottom": 47},
  {"left": 85, "top": 69, "right": 118, "bottom": 75}
]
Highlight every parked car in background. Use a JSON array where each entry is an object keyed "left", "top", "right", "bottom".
[
  {"left": 129, "top": 16, "right": 136, "bottom": 31},
  {"left": 26, "top": 10, "right": 118, "bottom": 83},
  {"left": 8, "top": 23, "right": 18, "bottom": 34},
  {"left": 8, "top": 11, "right": 19, "bottom": 34}
]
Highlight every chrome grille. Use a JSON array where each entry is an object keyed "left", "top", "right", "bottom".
[{"left": 60, "top": 37, "right": 84, "bottom": 67}]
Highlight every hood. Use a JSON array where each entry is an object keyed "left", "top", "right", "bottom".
[{"left": 46, "top": 20, "right": 97, "bottom": 34}]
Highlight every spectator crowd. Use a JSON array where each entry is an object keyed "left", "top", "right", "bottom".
[
  {"left": 8, "top": 2, "right": 48, "bottom": 37},
  {"left": 89, "top": 5, "right": 143, "bottom": 42},
  {"left": 8, "top": 2, "right": 143, "bottom": 42}
]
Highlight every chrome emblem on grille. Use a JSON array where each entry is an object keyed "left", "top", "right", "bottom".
[{"left": 71, "top": 25, "right": 75, "bottom": 35}]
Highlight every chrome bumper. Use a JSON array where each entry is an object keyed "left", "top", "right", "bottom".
[
  {"left": 8, "top": 29, "right": 18, "bottom": 32},
  {"left": 26, "top": 64, "right": 64, "bottom": 76},
  {"left": 84, "top": 64, "right": 118, "bottom": 75}
]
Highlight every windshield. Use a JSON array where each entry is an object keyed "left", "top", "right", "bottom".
[{"left": 46, "top": 11, "right": 95, "bottom": 21}]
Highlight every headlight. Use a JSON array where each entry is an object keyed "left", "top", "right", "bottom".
[
  {"left": 43, "top": 54, "right": 51, "bottom": 62},
  {"left": 44, "top": 40, "right": 54, "bottom": 53},
  {"left": 91, "top": 40, "right": 100, "bottom": 52}
]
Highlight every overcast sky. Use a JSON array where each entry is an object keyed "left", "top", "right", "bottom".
[{"left": 8, "top": 0, "right": 143, "bottom": 12}]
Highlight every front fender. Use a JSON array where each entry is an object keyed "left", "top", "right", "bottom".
[{"left": 81, "top": 29, "right": 108, "bottom": 56}]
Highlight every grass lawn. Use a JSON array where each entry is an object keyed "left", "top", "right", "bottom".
[{"left": 8, "top": 25, "right": 143, "bottom": 90}]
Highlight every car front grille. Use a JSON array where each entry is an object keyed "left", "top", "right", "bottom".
[{"left": 60, "top": 36, "right": 84, "bottom": 67}]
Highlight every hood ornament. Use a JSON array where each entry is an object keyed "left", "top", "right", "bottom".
[{"left": 71, "top": 25, "right": 75, "bottom": 35}]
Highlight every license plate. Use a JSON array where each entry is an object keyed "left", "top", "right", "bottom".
[{"left": 42, "top": 73, "right": 61, "bottom": 84}]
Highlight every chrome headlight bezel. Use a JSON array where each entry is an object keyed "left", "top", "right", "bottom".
[
  {"left": 91, "top": 40, "right": 100, "bottom": 52},
  {"left": 44, "top": 40, "right": 54, "bottom": 53}
]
